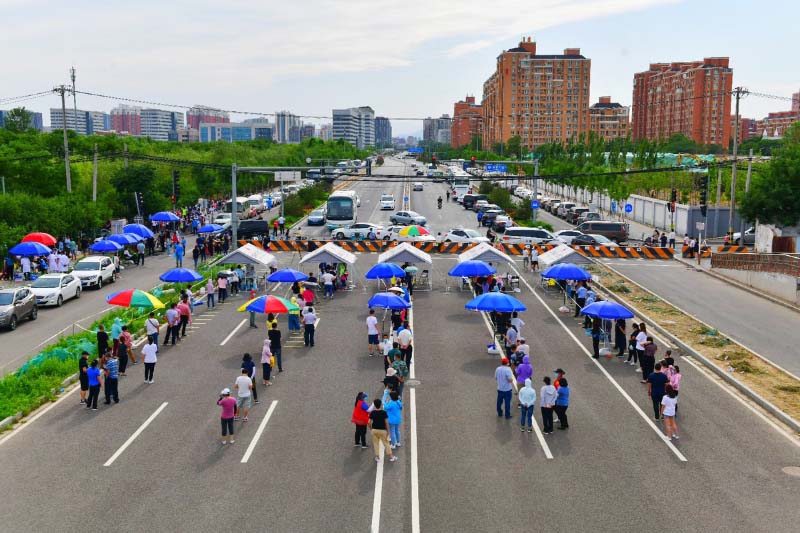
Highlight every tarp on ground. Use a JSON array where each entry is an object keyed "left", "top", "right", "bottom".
[
  {"left": 538, "top": 244, "right": 591, "bottom": 269},
  {"left": 376, "top": 242, "right": 432, "bottom": 265},
  {"left": 457, "top": 242, "right": 514, "bottom": 264},
  {"left": 217, "top": 243, "right": 278, "bottom": 267},
  {"left": 299, "top": 242, "right": 357, "bottom": 265}
]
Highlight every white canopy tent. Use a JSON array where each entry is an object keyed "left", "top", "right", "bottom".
[
  {"left": 538, "top": 244, "right": 591, "bottom": 270},
  {"left": 218, "top": 243, "right": 278, "bottom": 268},
  {"left": 377, "top": 242, "right": 433, "bottom": 265},
  {"left": 299, "top": 242, "right": 357, "bottom": 265},
  {"left": 457, "top": 242, "right": 514, "bottom": 264}
]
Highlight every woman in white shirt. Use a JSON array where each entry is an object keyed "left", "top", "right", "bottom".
[
  {"left": 661, "top": 385, "right": 679, "bottom": 440},
  {"left": 635, "top": 323, "right": 648, "bottom": 373}
]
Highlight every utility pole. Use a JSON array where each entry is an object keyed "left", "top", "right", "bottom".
[
  {"left": 532, "top": 159, "right": 539, "bottom": 223},
  {"left": 728, "top": 86, "right": 747, "bottom": 239},
  {"left": 56, "top": 85, "right": 72, "bottom": 192},
  {"left": 70, "top": 66, "right": 78, "bottom": 126},
  {"left": 738, "top": 148, "right": 754, "bottom": 245},
  {"left": 713, "top": 165, "right": 723, "bottom": 237},
  {"left": 231, "top": 164, "right": 238, "bottom": 250},
  {"left": 92, "top": 143, "right": 98, "bottom": 202}
]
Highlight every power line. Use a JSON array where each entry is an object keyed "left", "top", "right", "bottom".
[{"left": 0, "top": 90, "right": 53, "bottom": 104}]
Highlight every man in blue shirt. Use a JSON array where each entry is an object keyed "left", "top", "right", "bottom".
[
  {"left": 174, "top": 243, "right": 184, "bottom": 267},
  {"left": 86, "top": 360, "right": 102, "bottom": 410},
  {"left": 104, "top": 352, "right": 120, "bottom": 404},
  {"left": 136, "top": 241, "right": 146, "bottom": 266},
  {"left": 495, "top": 358, "right": 515, "bottom": 419},
  {"left": 647, "top": 363, "right": 669, "bottom": 420},
  {"left": 574, "top": 282, "right": 588, "bottom": 317}
]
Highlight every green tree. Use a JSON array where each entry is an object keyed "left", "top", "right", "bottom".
[
  {"left": 506, "top": 135, "right": 524, "bottom": 159},
  {"left": 110, "top": 165, "right": 161, "bottom": 218},
  {"left": 2, "top": 107, "right": 34, "bottom": 133}
]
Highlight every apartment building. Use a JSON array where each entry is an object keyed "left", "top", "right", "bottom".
[
  {"left": 451, "top": 95, "right": 483, "bottom": 148},
  {"left": 588, "top": 96, "right": 630, "bottom": 141},
  {"left": 332, "top": 106, "right": 375, "bottom": 149}
]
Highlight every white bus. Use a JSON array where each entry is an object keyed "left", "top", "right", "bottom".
[
  {"left": 451, "top": 175, "right": 471, "bottom": 203},
  {"left": 326, "top": 190, "right": 360, "bottom": 230},
  {"left": 225, "top": 196, "right": 250, "bottom": 218}
]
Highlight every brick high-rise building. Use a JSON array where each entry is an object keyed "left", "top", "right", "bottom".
[
  {"left": 482, "top": 37, "right": 591, "bottom": 150},
  {"left": 187, "top": 105, "right": 230, "bottom": 129},
  {"left": 792, "top": 90, "right": 800, "bottom": 113},
  {"left": 755, "top": 111, "right": 800, "bottom": 139},
  {"left": 730, "top": 116, "right": 757, "bottom": 143},
  {"left": 588, "top": 96, "right": 630, "bottom": 141},
  {"left": 632, "top": 58, "right": 733, "bottom": 147},
  {"left": 110, "top": 104, "right": 142, "bottom": 135},
  {"left": 451, "top": 95, "right": 483, "bottom": 148}
]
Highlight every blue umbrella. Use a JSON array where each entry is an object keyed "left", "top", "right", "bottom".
[
  {"left": 465, "top": 292, "right": 526, "bottom": 312},
  {"left": 540, "top": 262, "right": 592, "bottom": 281},
  {"left": 365, "top": 262, "right": 406, "bottom": 280},
  {"left": 90, "top": 239, "right": 123, "bottom": 253},
  {"left": 580, "top": 300, "right": 634, "bottom": 320},
  {"left": 159, "top": 267, "right": 203, "bottom": 283},
  {"left": 123, "top": 223, "right": 155, "bottom": 239},
  {"left": 267, "top": 268, "right": 309, "bottom": 283},
  {"left": 107, "top": 233, "right": 140, "bottom": 246},
  {"left": 448, "top": 260, "right": 496, "bottom": 277},
  {"left": 150, "top": 211, "right": 180, "bottom": 222},
  {"left": 197, "top": 223, "right": 224, "bottom": 234},
  {"left": 368, "top": 292, "right": 411, "bottom": 310},
  {"left": 10, "top": 241, "right": 52, "bottom": 256}
]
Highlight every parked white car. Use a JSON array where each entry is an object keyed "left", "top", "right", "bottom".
[
  {"left": 213, "top": 213, "right": 232, "bottom": 225},
  {"left": 331, "top": 222, "right": 385, "bottom": 240},
  {"left": 554, "top": 229, "right": 585, "bottom": 245},
  {"left": 29, "top": 273, "right": 82, "bottom": 307},
  {"left": 442, "top": 228, "right": 490, "bottom": 243},
  {"left": 71, "top": 256, "right": 116, "bottom": 289}
]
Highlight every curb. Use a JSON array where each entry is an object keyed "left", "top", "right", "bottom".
[
  {"left": 0, "top": 412, "right": 22, "bottom": 431},
  {"left": 673, "top": 256, "right": 800, "bottom": 314},
  {"left": 591, "top": 260, "right": 800, "bottom": 434}
]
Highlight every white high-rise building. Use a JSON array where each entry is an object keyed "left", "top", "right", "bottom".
[
  {"left": 275, "top": 111, "right": 300, "bottom": 143},
  {"left": 141, "top": 109, "right": 184, "bottom": 141},
  {"left": 332, "top": 106, "right": 375, "bottom": 149},
  {"left": 50, "top": 108, "right": 88, "bottom": 135}
]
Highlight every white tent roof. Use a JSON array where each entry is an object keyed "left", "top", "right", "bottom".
[
  {"left": 217, "top": 243, "right": 278, "bottom": 267},
  {"left": 538, "top": 244, "right": 592, "bottom": 269},
  {"left": 457, "top": 242, "right": 514, "bottom": 264},
  {"left": 377, "top": 242, "right": 432, "bottom": 264},
  {"left": 299, "top": 242, "right": 357, "bottom": 265}
]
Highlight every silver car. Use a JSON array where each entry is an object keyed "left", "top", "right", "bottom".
[
  {"left": 390, "top": 211, "right": 427, "bottom": 226},
  {"left": 0, "top": 287, "right": 38, "bottom": 331}
]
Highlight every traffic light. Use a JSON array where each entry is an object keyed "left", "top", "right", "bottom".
[
  {"left": 172, "top": 170, "right": 180, "bottom": 203},
  {"left": 699, "top": 175, "right": 709, "bottom": 217},
  {"left": 670, "top": 188, "right": 677, "bottom": 203},
  {"left": 432, "top": 155, "right": 437, "bottom": 164},
  {"left": 135, "top": 191, "right": 144, "bottom": 214}
]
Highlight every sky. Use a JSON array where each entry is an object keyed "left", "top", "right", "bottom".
[{"left": 1, "top": 0, "right": 797, "bottom": 137}]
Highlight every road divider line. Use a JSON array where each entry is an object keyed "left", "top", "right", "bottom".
[
  {"left": 220, "top": 319, "right": 248, "bottom": 346},
  {"left": 371, "top": 441, "right": 386, "bottom": 533},
  {"left": 240, "top": 400, "right": 278, "bottom": 463},
  {"left": 407, "top": 309, "right": 420, "bottom": 533},
  {"left": 104, "top": 402, "right": 168, "bottom": 467},
  {"left": 509, "top": 263, "right": 687, "bottom": 462}
]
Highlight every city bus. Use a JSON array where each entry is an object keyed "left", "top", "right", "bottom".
[
  {"left": 225, "top": 196, "right": 250, "bottom": 218},
  {"left": 326, "top": 190, "right": 360, "bottom": 230},
  {"left": 451, "top": 175, "right": 471, "bottom": 203}
]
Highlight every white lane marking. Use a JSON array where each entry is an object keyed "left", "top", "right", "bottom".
[
  {"left": 680, "top": 356, "right": 800, "bottom": 449},
  {"left": 220, "top": 319, "right": 248, "bottom": 346},
  {"left": 371, "top": 441, "right": 386, "bottom": 533},
  {"left": 509, "top": 263, "right": 688, "bottom": 462},
  {"left": 408, "top": 309, "right": 420, "bottom": 533},
  {"left": 240, "top": 400, "right": 278, "bottom": 463},
  {"left": 104, "top": 402, "right": 168, "bottom": 466},
  {"left": 0, "top": 382, "right": 81, "bottom": 447}
]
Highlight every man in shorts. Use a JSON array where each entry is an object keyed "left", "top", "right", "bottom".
[
  {"left": 366, "top": 309, "right": 380, "bottom": 356},
  {"left": 234, "top": 368, "right": 253, "bottom": 422}
]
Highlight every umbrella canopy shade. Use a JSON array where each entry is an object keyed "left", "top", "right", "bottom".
[
  {"left": 10, "top": 241, "right": 52, "bottom": 256},
  {"left": 89, "top": 239, "right": 124, "bottom": 253},
  {"left": 398, "top": 225, "right": 430, "bottom": 237},
  {"left": 267, "top": 268, "right": 309, "bottom": 283},
  {"left": 238, "top": 295, "right": 299, "bottom": 314},
  {"left": 159, "top": 267, "right": 204, "bottom": 283},
  {"left": 150, "top": 211, "right": 181, "bottom": 222},
  {"left": 123, "top": 223, "right": 155, "bottom": 239},
  {"left": 580, "top": 301, "right": 634, "bottom": 320},
  {"left": 365, "top": 262, "right": 406, "bottom": 280},
  {"left": 368, "top": 292, "right": 411, "bottom": 310},
  {"left": 448, "top": 260, "right": 496, "bottom": 277},
  {"left": 106, "top": 289, "right": 165, "bottom": 309},
  {"left": 197, "top": 224, "right": 224, "bottom": 234},
  {"left": 465, "top": 292, "right": 527, "bottom": 312},
  {"left": 540, "top": 262, "right": 592, "bottom": 281},
  {"left": 21, "top": 232, "right": 57, "bottom": 246},
  {"left": 107, "top": 233, "right": 140, "bottom": 246}
]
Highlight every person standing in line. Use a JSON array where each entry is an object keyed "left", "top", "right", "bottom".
[
  {"left": 379, "top": 333, "right": 392, "bottom": 362},
  {"left": 366, "top": 309, "right": 380, "bottom": 356},
  {"left": 382, "top": 389, "right": 404, "bottom": 448},
  {"left": 96, "top": 325, "right": 109, "bottom": 362},
  {"left": 540, "top": 376, "right": 557, "bottom": 434},
  {"left": 614, "top": 318, "right": 627, "bottom": 358},
  {"left": 495, "top": 358, "right": 514, "bottom": 419},
  {"left": 234, "top": 368, "right": 253, "bottom": 422},
  {"left": 260, "top": 339, "right": 273, "bottom": 386},
  {"left": 20, "top": 256, "right": 31, "bottom": 280},
  {"left": 668, "top": 230, "right": 676, "bottom": 249},
  {"left": 510, "top": 312, "right": 525, "bottom": 339},
  {"left": 518, "top": 378, "right": 537, "bottom": 433},
  {"left": 515, "top": 355, "right": 533, "bottom": 394},
  {"left": 392, "top": 352, "right": 409, "bottom": 397},
  {"left": 530, "top": 246, "right": 539, "bottom": 272},
  {"left": 217, "top": 275, "right": 228, "bottom": 303},
  {"left": 352, "top": 392, "right": 370, "bottom": 449},
  {"left": 241, "top": 353, "right": 259, "bottom": 404},
  {"left": 164, "top": 303, "right": 179, "bottom": 345},
  {"left": 661, "top": 384, "right": 679, "bottom": 440},
  {"left": 522, "top": 246, "right": 530, "bottom": 271},
  {"left": 104, "top": 351, "right": 120, "bottom": 404},
  {"left": 192, "top": 245, "right": 200, "bottom": 269},
  {"left": 142, "top": 337, "right": 158, "bottom": 383},
  {"left": 218, "top": 388, "right": 237, "bottom": 445},
  {"left": 206, "top": 278, "right": 216, "bottom": 308},
  {"left": 368, "top": 399, "right": 397, "bottom": 463},
  {"left": 669, "top": 365, "right": 682, "bottom": 409},
  {"left": 590, "top": 316, "right": 602, "bottom": 359},
  {"left": 268, "top": 322, "right": 282, "bottom": 373},
  {"left": 111, "top": 318, "right": 123, "bottom": 358},
  {"left": 635, "top": 323, "right": 648, "bottom": 372},
  {"left": 640, "top": 335, "right": 657, "bottom": 383},
  {"left": 397, "top": 322, "right": 413, "bottom": 366},
  {"left": 574, "top": 282, "right": 587, "bottom": 317},
  {"left": 86, "top": 359, "right": 102, "bottom": 410},
  {"left": 321, "top": 269, "right": 335, "bottom": 300},
  {"left": 177, "top": 297, "right": 191, "bottom": 338},
  {"left": 302, "top": 306, "right": 317, "bottom": 347},
  {"left": 647, "top": 363, "right": 669, "bottom": 420},
  {"left": 288, "top": 296, "right": 301, "bottom": 332},
  {"left": 78, "top": 351, "right": 90, "bottom": 404},
  {"left": 627, "top": 323, "right": 640, "bottom": 366},
  {"left": 145, "top": 312, "right": 160, "bottom": 347},
  {"left": 117, "top": 326, "right": 131, "bottom": 375},
  {"left": 554, "top": 377, "right": 570, "bottom": 429},
  {"left": 137, "top": 240, "right": 146, "bottom": 266},
  {"left": 174, "top": 241, "right": 184, "bottom": 267}
]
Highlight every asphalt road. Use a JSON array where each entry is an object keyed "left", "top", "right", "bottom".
[{"left": 1, "top": 171, "right": 799, "bottom": 531}]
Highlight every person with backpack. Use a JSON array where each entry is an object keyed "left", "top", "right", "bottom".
[{"left": 351, "top": 392, "right": 370, "bottom": 449}]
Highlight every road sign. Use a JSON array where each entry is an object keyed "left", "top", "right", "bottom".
[
  {"left": 305, "top": 157, "right": 312, "bottom": 164},
  {"left": 276, "top": 171, "right": 301, "bottom": 182},
  {"left": 530, "top": 200, "right": 539, "bottom": 209},
  {"left": 403, "top": 196, "right": 409, "bottom": 202},
  {"left": 485, "top": 163, "right": 508, "bottom": 173},
  {"left": 611, "top": 200, "right": 617, "bottom": 212},
  {"left": 408, "top": 147, "right": 423, "bottom": 154},
  {"left": 624, "top": 203, "right": 633, "bottom": 213},
  {"left": 696, "top": 222, "right": 705, "bottom": 231}
]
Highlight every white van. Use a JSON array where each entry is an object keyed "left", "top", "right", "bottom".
[{"left": 500, "top": 227, "right": 559, "bottom": 245}]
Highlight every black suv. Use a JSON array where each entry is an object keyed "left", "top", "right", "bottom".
[{"left": 462, "top": 194, "right": 487, "bottom": 210}]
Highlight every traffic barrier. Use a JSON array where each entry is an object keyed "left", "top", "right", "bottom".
[
  {"left": 574, "top": 245, "right": 674, "bottom": 259},
  {"left": 716, "top": 245, "right": 751, "bottom": 253},
  {"left": 681, "top": 245, "right": 711, "bottom": 258}
]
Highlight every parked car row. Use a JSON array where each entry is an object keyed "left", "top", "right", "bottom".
[{"left": 541, "top": 197, "right": 630, "bottom": 243}]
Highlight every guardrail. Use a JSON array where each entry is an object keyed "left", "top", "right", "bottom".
[{"left": 711, "top": 253, "right": 800, "bottom": 276}]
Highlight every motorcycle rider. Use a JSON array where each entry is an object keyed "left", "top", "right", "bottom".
[{"left": 437, "top": 196, "right": 443, "bottom": 209}]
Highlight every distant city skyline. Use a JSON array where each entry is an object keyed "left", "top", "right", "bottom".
[{"left": 1, "top": 0, "right": 797, "bottom": 139}]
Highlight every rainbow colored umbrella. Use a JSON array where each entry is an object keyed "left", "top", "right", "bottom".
[
  {"left": 106, "top": 289, "right": 165, "bottom": 309},
  {"left": 237, "top": 295, "right": 299, "bottom": 314},
  {"left": 398, "top": 225, "right": 430, "bottom": 237}
]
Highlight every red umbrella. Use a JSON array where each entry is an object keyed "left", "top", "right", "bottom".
[{"left": 22, "top": 232, "right": 57, "bottom": 246}]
